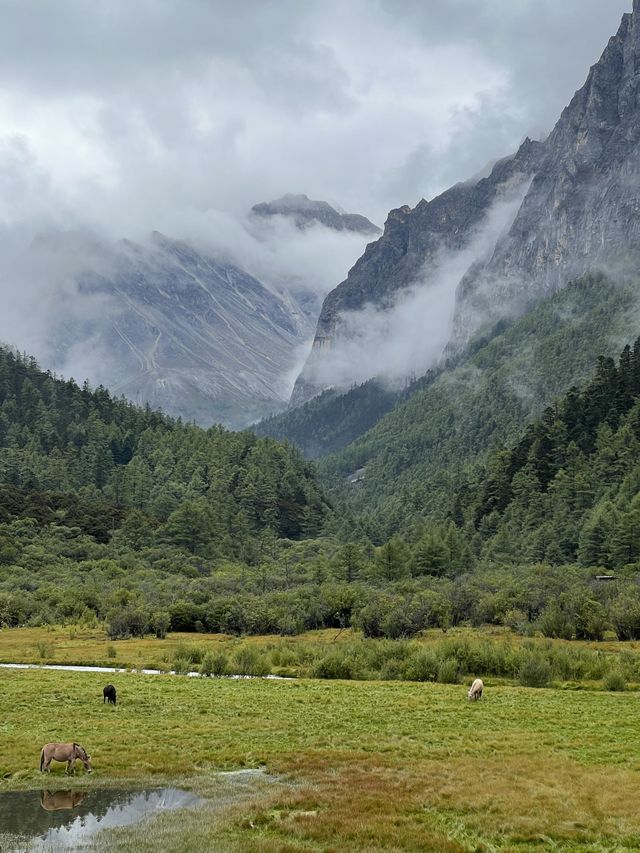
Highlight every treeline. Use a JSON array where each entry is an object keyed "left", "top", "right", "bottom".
[
  {"left": 2, "top": 516, "right": 640, "bottom": 643},
  {"left": 254, "top": 380, "right": 399, "bottom": 459},
  {"left": 0, "top": 348, "right": 329, "bottom": 556},
  {"left": 452, "top": 336, "right": 640, "bottom": 568},
  {"left": 320, "top": 273, "right": 639, "bottom": 541}
]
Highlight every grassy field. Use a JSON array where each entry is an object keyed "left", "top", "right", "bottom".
[
  {"left": 1, "top": 661, "right": 640, "bottom": 851},
  {"left": 2, "top": 624, "right": 640, "bottom": 675}
]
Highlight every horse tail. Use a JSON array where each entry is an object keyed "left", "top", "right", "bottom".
[{"left": 39, "top": 748, "right": 45, "bottom": 772}]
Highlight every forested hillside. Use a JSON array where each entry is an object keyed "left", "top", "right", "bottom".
[
  {"left": 5, "top": 332, "right": 640, "bottom": 647},
  {"left": 321, "top": 272, "right": 640, "bottom": 540},
  {"left": 255, "top": 381, "right": 400, "bottom": 458},
  {"left": 0, "top": 348, "right": 328, "bottom": 551},
  {"left": 453, "top": 337, "right": 640, "bottom": 569}
]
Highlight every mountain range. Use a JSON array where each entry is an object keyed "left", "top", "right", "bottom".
[
  {"left": 256, "top": 0, "right": 640, "bottom": 536},
  {"left": 0, "top": 195, "right": 375, "bottom": 429}
]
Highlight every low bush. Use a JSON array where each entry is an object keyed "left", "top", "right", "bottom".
[
  {"left": 173, "top": 642, "right": 204, "bottom": 665},
  {"left": 311, "top": 652, "right": 355, "bottom": 680},
  {"left": 518, "top": 654, "right": 552, "bottom": 688},
  {"left": 200, "top": 651, "right": 229, "bottom": 677},
  {"left": 603, "top": 669, "right": 627, "bottom": 692},
  {"left": 437, "top": 658, "right": 460, "bottom": 684},
  {"left": 234, "top": 646, "right": 270, "bottom": 677},
  {"left": 404, "top": 650, "right": 439, "bottom": 682},
  {"left": 172, "top": 656, "right": 192, "bottom": 675}
]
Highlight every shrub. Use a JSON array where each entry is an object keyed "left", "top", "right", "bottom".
[
  {"left": 503, "top": 608, "right": 529, "bottom": 634},
  {"left": 311, "top": 652, "right": 354, "bottom": 680},
  {"left": 173, "top": 642, "right": 204, "bottom": 665},
  {"left": 518, "top": 654, "right": 552, "bottom": 688},
  {"left": 404, "top": 650, "right": 439, "bottom": 682},
  {"left": 437, "top": 657, "right": 460, "bottom": 684},
  {"left": 106, "top": 608, "right": 149, "bottom": 640},
  {"left": 200, "top": 651, "right": 229, "bottom": 677},
  {"left": 173, "top": 656, "right": 192, "bottom": 675},
  {"left": 234, "top": 646, "right": 270, "bottom": 677},
  {"left": 35, "top": 640, "right": 53, "bottom": 659},
  {"left": 603, "top": 669, "right": 627, "bottom": 692},
  {"left": 380, "top": 659, "right": 404, "bottom": 680},
  {"left": 106, "top": 645, "right": 117, "bottom": 659}
]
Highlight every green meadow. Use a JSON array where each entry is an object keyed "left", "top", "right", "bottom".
[{"left": 1, "top": 648, "right": 640, "bottom": 851}]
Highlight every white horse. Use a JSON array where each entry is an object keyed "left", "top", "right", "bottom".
[{"left": 467, "top": 678, "right": 484, "bottom": 700}]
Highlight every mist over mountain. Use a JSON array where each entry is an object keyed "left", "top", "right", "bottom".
[
  {"left": 2, "top": 230, "right": 313, "bottom": 428},
  {"left": 292, "top": 1, "right": 640, "bottom": 405},
  {"left": 292, "top": 140, "right": 544, "bottom": 405},
  {"left": 251, "top": 194, "right": 381, "bottom": 236},
  {"left": 0, "top": 206, "right": 375, "bottom": 427}
]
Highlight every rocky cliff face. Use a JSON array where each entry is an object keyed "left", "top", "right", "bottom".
[
  {"left": 8, "top": 230, "right": 311, "bottom": 428},
  {"left": 251, "top": 194, "right": 381, "bottom": 235},
  {"left": 292, "top": 1, "right": 640, "bottom": 405},
  {"left": 453, "top": 1, "right": 640, "bottom": 342},
  {"left": 292, "top": 139, "right": 545, "bottom": 404}
]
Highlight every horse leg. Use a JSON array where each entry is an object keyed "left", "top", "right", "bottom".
[{"left": 66, "top": 759, "right": 75, "bottom": 775}]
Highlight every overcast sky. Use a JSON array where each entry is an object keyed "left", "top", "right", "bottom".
[{"left": 0, "top": 0, "right": 631, "bottom": 241}]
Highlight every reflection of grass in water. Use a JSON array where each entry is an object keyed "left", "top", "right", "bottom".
[{"left": 1, "top": 668, "right": 640, "bottom": 851}]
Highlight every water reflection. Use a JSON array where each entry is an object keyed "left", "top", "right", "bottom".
[
  {"left": 40, "top": 790, "right": 87, "bottom": 812},
  {"left": 0, "top": 787, "right": 203, "bottom": 848}
]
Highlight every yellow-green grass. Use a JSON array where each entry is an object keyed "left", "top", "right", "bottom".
[
  {"left": 2, "top": 625, "right": 640, "bottom": 672},
  {"left": 1, "top": 667, "right": 640, "bottom": 851}
]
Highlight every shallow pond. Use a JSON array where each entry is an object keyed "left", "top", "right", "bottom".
[{"left": 0, "top": 787, "right": 203, "bottom": 848}]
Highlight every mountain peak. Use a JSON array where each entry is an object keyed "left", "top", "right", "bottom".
[{"left": 251, "top": 194, "right": 381, "bottom": 235}]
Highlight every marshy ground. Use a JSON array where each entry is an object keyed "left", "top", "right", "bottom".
[{"left": 1, "top": 629, "right": 640, "bottom": 851}]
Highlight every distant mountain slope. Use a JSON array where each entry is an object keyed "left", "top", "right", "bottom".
[
  {"left": 6, "top": 230, "right": 312, "bottom": 428},
  {"left": 254, "top": 379, "right": 400, "bottom": 459},
  {"left": 318, "top": 271, "right": 640, "bottom": 539},
  {"left": 251, "top": 194, "right": 381, "bottom": 235}
]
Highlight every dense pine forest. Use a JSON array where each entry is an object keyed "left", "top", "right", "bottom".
[
  {"left": 4, "top": 297, "right": 640, "bottom": 644},
  {"left": 300, "top": 272, "right": 640, "bottom": 540}
]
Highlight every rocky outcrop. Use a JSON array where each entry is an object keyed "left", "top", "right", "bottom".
[{"left": 251, "top": 194, "right": 381, "bottom": 235}]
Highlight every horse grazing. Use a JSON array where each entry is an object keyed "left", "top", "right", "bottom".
[
  {"left": 103, "top": 684, "right": 117, "bottom": 705},
  {"left": 468, "top": 678, "right": 484, "bottom": 701},
  {"left": 39, "top": 743, "right": 92, "bottom": 775},
  {"left": 40, "top": 790, "right": 86, "bottom": 811}
]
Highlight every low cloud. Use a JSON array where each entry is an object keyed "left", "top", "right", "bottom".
[{"left": 303, "top": 180, "right": 532, "bottom": 389}]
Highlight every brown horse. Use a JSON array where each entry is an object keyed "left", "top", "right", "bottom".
[
  {"left": 40, "top": 790, "right": 87, "bottom": 811},
  {"left": 39, "top": 743, "right": 92, "bottom": 774}
]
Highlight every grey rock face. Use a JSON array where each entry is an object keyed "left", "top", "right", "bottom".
[
  {"left": 251, "top": 194, "right": 381, "bottom": 235},
  {"left": 453, "top": 3, "right": 640, "bottom": 342},
  {"left": 10, "top": 230, "right": 311, "bottom": 428},
  {"left": 293, "top": 3, "right": 640, "bottom": 405},
  {"left": 291, "top": 140, "right": 544, "bottom": 405}
]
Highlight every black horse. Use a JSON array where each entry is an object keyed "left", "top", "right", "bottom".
[{"left": 103, "top": 684, "right": 117, "bottom": 705}]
